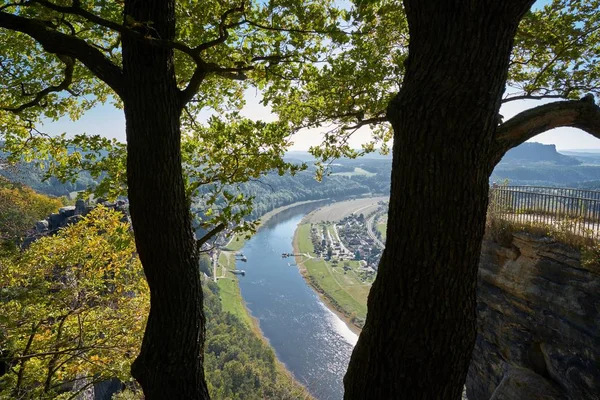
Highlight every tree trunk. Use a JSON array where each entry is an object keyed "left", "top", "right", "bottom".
[
  {"left": 121, "top": 1, "right": 210, "bottom": 398},
  {"left": 344, "top": 2, "right": 534, "bottom": 398}
]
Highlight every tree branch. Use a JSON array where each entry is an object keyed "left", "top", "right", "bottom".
[
  {"left": 194, "top": 4, "right": 245, "bottom": 52},
  {"left": 1, "top": 344, "right": 126, "bottom": 362},
  {"left": 244, "top": 18, "right": 362, "bottom": 36},
  {"left": 495, "top": 95, "right": 600, "bottom": 155},
  {"left": 196, "top": 223, "right": 225, "bottom": 251},
  {"left": 342, "top": 115, "right": 388, "bottom": 130},
  {"left": 179, "top": 65, "right": 207, "bottom": 106},
  {"left": 32, "top": 0, "right": 124, "bottom": 33},
  {"left": 205, "top": 62, "right": 252, "bottom": 80},
  {"left": 0, "top": 11, "right": 124, "bottom": 95},
  {"left": 502, "top": 85, "right": 595, "bottom": 103},
  {"left": 1, "top": 55, "right": 75, "bottom": 113},
  {"left": 199, "top": 53, "right": 298, "bottom": 84},
  {"left": 502, "top": 93, "right": 571, "bottom": 103},
  {"left": 32, "top": 0, "right": 201, "bottom": 58}
]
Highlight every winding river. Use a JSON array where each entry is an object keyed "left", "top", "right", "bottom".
[{"left": 236, "top": 202, "right": 358, "bottom": 400}]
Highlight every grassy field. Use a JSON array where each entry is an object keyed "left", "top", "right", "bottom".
[
  {"left": 377, "top": 218, "right": 387, "bottom": 241},
  {"left": 296, "top": 223, "right": 315, "bottom": 255},
  {"left": 217, "top": 277, "right": 254, "bottom": 328},
  {"left": 306, "top": 196, "right": 388, "bottom": 223},
  {"left": 303, "top": 258, "right": 368, "bottom": 317},
  {"left": 295, "top": 223, "right": 372, "bottom": 326},
  {"left": 219, "top": 252, "right": 230, "bottom": 267},
  {"left": 217, "top": 231, "right": 252, "bottom": 327},
  {"left": 222, "top": 233, "right": 247, "bottom": 252}
]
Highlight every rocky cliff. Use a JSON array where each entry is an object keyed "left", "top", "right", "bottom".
[
  {"left": 467, "top": 232, "right": 600, "bottom": 400},
  {"left": 23, "top": 198, "right": 129, "bottom": 247}
]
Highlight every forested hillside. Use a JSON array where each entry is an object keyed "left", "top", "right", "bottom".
[
  {"left": 203, "top": 279, "right": 309, "bottom": 399},
  {"left": 5, "top": 143, "right": 600, "bottom": 219},
  {"left": 0, "top": 149, "right": 96, "bottom": 196},
  {"left": 0, "top": 196, "right": 307, "bottom": 399},
  {"left": 1, "top": 153, "right": 392, "bottom": 221},
  {"left": 233, "top": 160, "right": 391, "bottom": 219}
]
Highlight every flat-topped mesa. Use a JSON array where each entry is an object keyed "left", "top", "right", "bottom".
[
  {"left": 467, "top": 231, "right": 600, "bottom": 399},
  {"left": 498, "top": 142, "right": 581, "bottom": 166}
]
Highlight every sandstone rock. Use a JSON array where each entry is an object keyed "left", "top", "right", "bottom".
[
  {"left": 24, "top": 199, "right": 131, "bottom": 248},
  {"left": 35, "top": 219, "right": 48, "bottom": 233},
  {"left": 65, "top": 215, "right": 83, "bottom": 226},
  {"left": 75, "top": 199, "right": 86, "bottom": 216},
  {"left": 48, "top": 213, "right": 63, "bottom": 230},
  {"left": 489, "top": 367, "right": 564, "bottom": 400},
  {"left": 467, "top": 233, "right": 600, "bottom": 400},
  {"left": 59, "top": 205, "right": 76, "bottom": 216}
]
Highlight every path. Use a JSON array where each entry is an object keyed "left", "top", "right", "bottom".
[{"left": 213, "top": 252, "right": 219, "bottom": 282}]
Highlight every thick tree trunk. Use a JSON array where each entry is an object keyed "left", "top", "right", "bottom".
[
  {"left": 344, "top": 2, "right": 533, "bottom": 398},
  {"left": 121, "top": 1, "right": 209, "bottom": 398}
]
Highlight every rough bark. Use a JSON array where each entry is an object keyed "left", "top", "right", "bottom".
[
  {"left": 344, "top": 1, "right": 534, "bottom": 398},
  {"left": 122, "top": 1, "right": 209, "bottom": 398}
]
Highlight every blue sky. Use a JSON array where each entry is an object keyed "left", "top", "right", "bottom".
[
  {"left": 41, "top": 0, "right": 600, "bottom": 152},
  {"left": 43, "top": 94, "right": 600, "bottom": 152}
]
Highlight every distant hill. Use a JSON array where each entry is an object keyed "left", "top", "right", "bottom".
[
  {"left": 5, "top": 139, "right": 599, "bottom": 198},
  {"left": 562, "top": 149, "right": 600, "bottom": 154},
  {"left": 491, "top": 143, "right": 600, "bottom": 188},
  {"left": 0, "top": 161, "right": 94, "bottom": 197},
  {"left": 0, "top": 142, "right": 98, "bottom": 196},
  {"left": 499, "top": 142, "right": 580, "bottom": 166},
  {"left": 559, "top": 150, "right": 600, "bottom": 165},
  {"left": 284, "top": 150, "right": 392, "bottom": 163}
]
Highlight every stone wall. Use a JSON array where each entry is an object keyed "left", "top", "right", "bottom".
[{"left": 467, "top": 232, "right": 600, "bottom": 400}]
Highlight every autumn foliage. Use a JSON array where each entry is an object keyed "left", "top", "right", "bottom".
[
  {"left": 0, "top": 177, "right": 62, "bottom": 244},
  {"left": 0, "top": 207, "right": 149, "bottom": 399}
]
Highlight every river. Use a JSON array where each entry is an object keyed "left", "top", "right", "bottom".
[{"left": 237, "top": 202, "right": 358, "bottom": 400}]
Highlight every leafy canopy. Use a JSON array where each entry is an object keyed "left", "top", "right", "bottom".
[
  {"left": 0, "top": 206, "right": 149, "bottom": 399},
  {"left": 2, "top": 0, "right": 598, "bottom": 225},
  {"left": 0, "top": 177, "right": 62, "bottom": 245},
  {"left": 0, "top": 0, "right": 347, "bottom": 236},
  {"left": 264, "top": 0, "right": 600, "bottom": 160}
]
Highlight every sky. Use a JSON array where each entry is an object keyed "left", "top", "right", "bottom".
[
  {"left": 40, "top": 0, "right": 600, "bottom": 153},
  {"left": 42, "top": 90, "right": 600, "bottom": 152}
]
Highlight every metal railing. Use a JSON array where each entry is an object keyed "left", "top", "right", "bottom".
[
  {"left": 497, "top": 186, "right": 600, "bottom": 201},
  {"left": 489, "top": 186, "right": 600, "bottom": 241}
]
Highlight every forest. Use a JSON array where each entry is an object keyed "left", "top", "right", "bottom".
[
  {"left": 1, "top": 0, "right": 600, "bottom": 399},
  {"left": 0, "top": 189, "right": 306, "bottom": 399}
]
